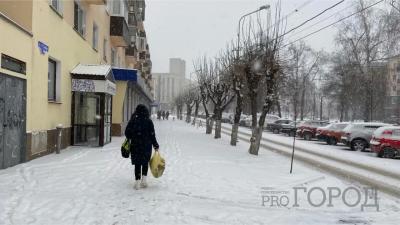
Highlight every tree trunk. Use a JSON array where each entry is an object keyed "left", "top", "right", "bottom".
[
  {"left": 276, "top": 99, "right": 282, "bottom": 118},
  {"left": 215, "top": 120, "right": 222, "bottom": 139},
  {"left": 186, "top": 104, "right": 192, "bottom": 123},
  {"left": 300, "top": 87, "right": 306, "bottom": 120},
  {"left": 319, "top": 97, "right": 323, "bottom": 120},
  {"left": 210, "top": 118, "right": 215, "bottom": 134},
  {"left": 230, "top": 94, "right": 243, "bottom": 146},
  {"left": 214, "top": 109, "right": 222, "bottom": 139},
  {"left": 248, "top": 126, "right": 263, "bottom": 155},
  {"left": 206, "top": 117, "right": 212, "bottom": 134},
  {"left": 250, "top": 93, "right": 258, "bottom": 128},
  {"left": 230, "top": 123, "right": 239, "bottom": 145},
  {"left": 194, "top": 101, "right": 199, "bottom": 118}
]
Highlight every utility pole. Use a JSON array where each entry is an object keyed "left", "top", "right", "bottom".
[{"left": 320, "top": 96, "right": 323, "bottom": 120}]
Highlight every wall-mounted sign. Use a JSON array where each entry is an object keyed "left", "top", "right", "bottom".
[
  {"left": 72, "top": 79, "right": 95, "bottom": 92},
  {"left": 38, "top": 41, "right": 49, "bottom": 55},
  {"left": 72, "top": 79, "right": 116, "bottom": 96}
]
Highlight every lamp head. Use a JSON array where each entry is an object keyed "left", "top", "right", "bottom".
[{"left": 259, "top": 5, "right": 270, "bottom": 10}]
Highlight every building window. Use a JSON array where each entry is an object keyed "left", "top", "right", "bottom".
[
  {"left": 74, "top": 1, "right": 86, "bottom": 37},
  {"left": 1, "top": 54, "right": 26, "bottom": 75},
  {"left": 48, "top": 58, "right": 58, "bottom": 101},
  {"left": 92, "top": 23, "right": 98, "bottom": 50},
  {"left": 111, "top": 48, "right": 116, "bottom": 66},
  {"left": 50, "top": 0, "right": 63, "bottom": 15},
  {"left": 113, "top": 0, "right": 121, "bottom": 14},
  {"left": 103, "top": 39, "right": 108, "bottom": 61}
]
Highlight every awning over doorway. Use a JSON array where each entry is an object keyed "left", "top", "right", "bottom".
[
  {"left": 70, "top": 64, "right": 116, "bottom": 95},
  {"left": 112, "top": 68, "right": 138, "bottom": 81}
]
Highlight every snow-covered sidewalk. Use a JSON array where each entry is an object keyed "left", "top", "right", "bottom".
[{"left": 0, "top": 120, "right": 399, "bottom": 225}]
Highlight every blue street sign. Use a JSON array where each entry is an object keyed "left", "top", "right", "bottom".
[{"left": 38, "top": 41, "right": 49, "bottom": 55}]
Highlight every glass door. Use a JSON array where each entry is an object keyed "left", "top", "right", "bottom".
[
  {"left": 103, "top": 95, "right": 112, "bottom": 144},
  {"left": 73, "top": 93, "right": 101, "bottom": 146}
]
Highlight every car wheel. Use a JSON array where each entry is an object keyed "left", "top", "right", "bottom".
[
  {"left": 304, "top": 133, "right": 312, "bottom": 141},
  {"left": 351, "top": 140, "right": 367, "bottom": 152},
  {"left": 329, "top": 137, "right": 337, "bottom": 146},
  {"left": 382, "top": 147, "right": 396, "bottom": 159},
  {"left": 326, "top": 138, "right": 331, "bottom": 145},
  {"left": 289, "top": 131, "right": 296, "bottom": 137},
  {"left": 273, "top": 128, "right": 279, "bottom": 134}
]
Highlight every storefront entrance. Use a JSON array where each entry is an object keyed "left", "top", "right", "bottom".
[{"left": 70, "top": 64, "right": 116, "bottom": 147}]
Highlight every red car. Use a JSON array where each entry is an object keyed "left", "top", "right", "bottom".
[
  {"left": 297, "top": 120, "right": 330, "bottom": 141},
  {"left": 316, "top": 124, "right": 336, "bottom": 141},
  {"left": 325, "top": 123, "right": 350, "bottom": 145},
  {"left": 370, "top": 126, "right": 400, "bottom": 159}
]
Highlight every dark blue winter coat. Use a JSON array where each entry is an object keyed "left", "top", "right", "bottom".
[{"left": 125, "top": 115, "right": 159, "bottom": 165}]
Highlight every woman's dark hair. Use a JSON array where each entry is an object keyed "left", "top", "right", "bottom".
[{"left": 131, "top": 104, "right": 150, "bottom": 120}]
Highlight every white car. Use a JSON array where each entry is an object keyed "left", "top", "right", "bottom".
[{"left": 242, "top": 114, "right": 280, "bottom": 127}]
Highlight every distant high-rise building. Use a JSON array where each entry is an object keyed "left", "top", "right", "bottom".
[{"left": 153, "top": 58, "right": 188, "bottom": 111}]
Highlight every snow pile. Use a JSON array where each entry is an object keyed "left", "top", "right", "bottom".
[{"left": 0, "top": 120, "right": 398, "bottom": 225}]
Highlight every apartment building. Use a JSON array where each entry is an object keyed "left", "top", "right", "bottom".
[
  {"left": 0, "top": 0, "right": 153, "bottom": 169},
  {"left": 385, "top": 55, "right": 400, "bottom": 123},
  {"left": 153, "top": 58, "right": 187, "bottom": 111}
]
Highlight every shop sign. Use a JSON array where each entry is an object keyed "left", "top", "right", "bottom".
[{"left": 72, "top": 79, "right": 116, "bottom": 95}]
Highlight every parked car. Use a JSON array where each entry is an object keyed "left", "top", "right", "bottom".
[
  {"left": 370, "top": 126, "right": 400, "bottom": 158},
  {"left": 281, "top": 121, "right": 301, "bottom": 137},
  {"left": 297, "top": 120, "right": 330, "bottom": 141},
  {"left": 315, "top": 124, "right": 334, "bottom": 142},
  {"left": 340, "top": 122, "right": 391, "bottom": 152},
  {"left": 241, "top": 114, "right": 280, "bottom": 128},
  {"left": 324, "top": 122, "right": 350, "bottom": 145},
  {"left": 239, "top": 115, "right": 251, "bottom": 127},
  {"left": 267, "top": 119, "right": 293, "bottom": 133},
  {"left": 221, "top": 113, "right": 232, "bottom": 123}
]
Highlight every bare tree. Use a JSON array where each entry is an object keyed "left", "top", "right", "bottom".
[
  {"left": 182, "top": 86, "right": 197, "bottom": 123},
  {"left": 335, "top": 0, "right": 387, "bottom": 121},
  {"left": 174, "top": 93, "right": 184, "bottom": 120},
  {"left": 218, "top": 43, "right": 246, "bottom": 145},
  {"left": 247, "top": 4, "right": 286, "bottom": 155},
  {"left": 194, "top": 56, "right": 213, "bottom": 134},
  {"left": 205, "top": 58, "right": 235, "bottom": 139}
]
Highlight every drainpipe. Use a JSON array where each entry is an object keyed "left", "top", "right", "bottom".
[{"left": 55, "top": 124, "right": 63, "bottom": 154}]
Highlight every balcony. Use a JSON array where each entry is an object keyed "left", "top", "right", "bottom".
[
  {"left": 138, "top": 30, "right": 146, "bottom": 38},
  {"left": 83, "top": 0, "right": 106, "bottom": 5},
  {"left": 138, "top": 51, "right": 146, "bottom": 60},
  {"left": 126, "top": 45, "right": 137, "bottom": 57},
  {"left": 110, "top": 16, "right": 129, "bottom": 47}
]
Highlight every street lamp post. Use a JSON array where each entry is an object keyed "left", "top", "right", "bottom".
[{"left": 236, "top": 5, "right": 270, "bottom": 60}]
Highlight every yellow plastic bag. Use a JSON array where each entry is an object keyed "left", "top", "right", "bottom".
[{"left": 149, "top": 151, "right": 165, "bottom": 178}]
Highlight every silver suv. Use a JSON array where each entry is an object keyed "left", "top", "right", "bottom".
[{"left": 340, "top": 122, "right": 390, "bottom": 151}]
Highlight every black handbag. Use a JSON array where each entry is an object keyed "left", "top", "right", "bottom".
[{"left": 121, "top": 138, "right": 131, "bottom": 158}]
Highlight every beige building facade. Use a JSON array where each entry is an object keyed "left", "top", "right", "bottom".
[{"left": 0, "top": 0, "right": 153, "bottom": 169}]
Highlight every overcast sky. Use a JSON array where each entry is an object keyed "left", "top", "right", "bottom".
[{"left": 145, "top": 0, "right": 358, "bottom": 77}]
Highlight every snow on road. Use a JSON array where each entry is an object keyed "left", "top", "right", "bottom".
[{"left": 0, "top": 120, "right": 399, "bottom": 225}]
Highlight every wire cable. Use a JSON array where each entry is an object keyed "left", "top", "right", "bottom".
[{"left": 280, "top": 0, "right": 385, "bottom": 49}]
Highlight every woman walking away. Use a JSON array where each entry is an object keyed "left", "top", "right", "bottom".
[{"left": 125, "top": 104, "right": 159, "bottom": 190}]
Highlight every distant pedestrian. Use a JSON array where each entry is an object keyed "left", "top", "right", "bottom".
[
  {"left": 166, "top": 111, "right": 170, "bottom": 120},
  {"left": 125, "top": 104, "right": 160, "bottom": 190},
  {"left": 162, "top": 111, "right": 165, "bottom": 120},
  {"left": 157, "top": 111, "right": 161, "bottom": 120}
]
